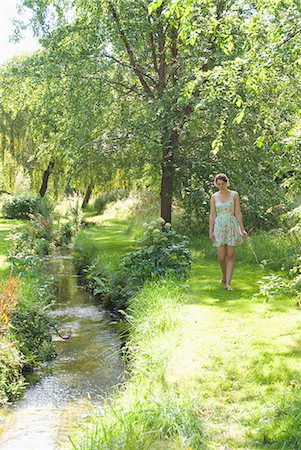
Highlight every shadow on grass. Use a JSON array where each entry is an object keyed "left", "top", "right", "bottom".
[
  {"left": 249, "top": 356, "right": 301, "bottom": 449},
  {"left": 208, "top": 338, "right": 301, "bottom": 449}
]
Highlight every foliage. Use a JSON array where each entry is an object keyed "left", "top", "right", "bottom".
[
  {"left": 0, "top": 336, "right": 25, "bottom": 406},
  {"left": 253, "top": 275, "right": 295, "bottom": 303},
  {"left": 93, "top": 190, "right": 130, "bottom": 214},
  {"left": 252, "top": 207, "right": 301, "bottom": 303},
  {"left": 10, "top": 269, "right": 56, "bottom": 367},
  {"left": 77, "top": 218, "right": 192, "bottom": 310},
  {"left": 11, "top": 305, "right": 55, "bottom": 366},
  {"left": 2, "top": 194, "right": 52, "bottom": 220},
  {"left": 121, "top": 218, "right": 192, "bottom": 282},
  {"left": 56, "top": 203, "right": 83, "bottom": 246},
  {"left": 7, "top": 213, "right": 53, "bottom": 273},
  {"left": 73, "top": 232, "right": 100, "bottom": 275},
  {"left": 0, "top": 273, "right": 22, "bottom": 334},
  {"left": 57, "top": 222, "right": 73, "bottom": 246},
  {"left": 2, "top": 0, "right": 298, "bottom": 224},
  {"left": 0, "top": 213, "right": 57, "bottom": 406}
]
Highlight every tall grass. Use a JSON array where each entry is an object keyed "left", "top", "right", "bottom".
[
  {"left": 71, "top": 279, "right": 204, "bottom": 450},
  {"left": 192, "top": 230, "right": 295, "bottom": 271}
]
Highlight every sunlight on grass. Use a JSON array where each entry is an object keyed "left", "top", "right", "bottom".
[
  {"left": 168, "top": 249, "right": 301, "bottom": 449},
  {"left": 70, "top": 214, "right": 301, "bottom": 449}
]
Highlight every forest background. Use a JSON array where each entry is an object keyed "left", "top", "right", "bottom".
[{"left": 1, "top": 0, "right": 301, "bottom": 229}]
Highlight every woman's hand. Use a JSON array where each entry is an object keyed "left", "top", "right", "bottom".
[
  {"left": 209, "top": 232, "right": 215, "bottom": 243},
  {"left": 241, "top": 229, "right": 248, "bottom": 238}
]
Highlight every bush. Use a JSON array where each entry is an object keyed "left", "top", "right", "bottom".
[
  {"left": 93, "top": 190, "right": 130, "bottom": 214},
  {"left": 2, "top": 194, "right": 52, "bottom": 220},
  {"left": 0, "top": 336, "right": 25, "bottom": 405},
  {"left": 121, "top": 218, "right": 192, "bottom": 282},
  {"left": 7, "top": 214, "right": 54, "bottom": 274},
  {"left": 11, "top": 306, "right": 55, "bottom": 366},
  {"left": 9, "top": 272, "right": 56, "bottom": 366},
  {"left": 57, "top": 222, "right": 73, "bottom": 246},
  {"left": 73, "top": 232, "right": 99, "bottom": 274},
  {"left": 79, "top": 218, "right": 192, "bottom": 311}
]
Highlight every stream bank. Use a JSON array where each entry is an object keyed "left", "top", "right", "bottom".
[{"left": 0, "top": 252, "right": 125, "bottom": 450}]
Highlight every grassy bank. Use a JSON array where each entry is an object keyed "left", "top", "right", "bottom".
[
  {"left": 69, "top": 217, "right": 301, "bottom": 449},
  {"left": 71, "top": 279, "right": 203, "bottom": 449}
]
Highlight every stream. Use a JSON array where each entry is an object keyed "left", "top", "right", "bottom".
[{"left": 0, "top": 252, "right": 125, "bottom": 449}]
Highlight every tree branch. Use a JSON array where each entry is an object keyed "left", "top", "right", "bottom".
[
  {"left": 156, "top": 6, "right": 167, "bottom": 95},
  {"left": 150, "top": 30, "right": 159, "bottom": 74},
  {"left": 108, "top": 3, "right": 154, "bottom": 98},
  {"left": 102, "top": 52, "right": 157, "bottom": 86}
]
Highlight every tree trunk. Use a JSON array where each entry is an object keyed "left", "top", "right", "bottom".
[
  {"left": 160, "top": 129, "right": 179, "bottom": 224},
  {"left": 81, "top": 183, "right": 94, "bottom": 209},
  {"left": 39, "top": 160, "right": 55, "bottom": 197}
]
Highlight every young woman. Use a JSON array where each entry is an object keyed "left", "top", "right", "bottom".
[{"left": 209, "top": 173, "right": 248, "bottom": 290}]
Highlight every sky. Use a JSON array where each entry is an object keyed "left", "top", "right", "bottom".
[{"left": 0, "top": 0, "right": 40, "bottom": 65}]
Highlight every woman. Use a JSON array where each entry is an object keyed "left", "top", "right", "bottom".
[{"left": 209, "top": 173, "right": 248, "bottom": 290}]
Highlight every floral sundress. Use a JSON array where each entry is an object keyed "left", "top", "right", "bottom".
[{"left": 213, "top": 190, "right": 243, "bottom": 247}]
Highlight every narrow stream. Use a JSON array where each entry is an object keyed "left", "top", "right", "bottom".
[{"left": 0, "top": 253, "right": 125, "bottom": 450}]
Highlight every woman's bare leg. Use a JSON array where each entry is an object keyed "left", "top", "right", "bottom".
[
  {"left": 226, "top": 246, "right": 236, "bottom": 289},
  {"left": 217, "top": 245, "right": 227, "bottom": 283}
]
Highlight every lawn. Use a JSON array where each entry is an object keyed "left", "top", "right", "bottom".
[
  {"left": 77, "top": 218, "right": 301, "bottom": 449},
  {"left": 169, "top": 258, "right": 301, "bottom": 449}
]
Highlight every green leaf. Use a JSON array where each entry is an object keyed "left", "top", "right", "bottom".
[
  {"left": 148, "top": 0, "right": 163, "bottom": 14},
  {"left": 234, "top": 108, "right": 245, "bottom": 125},
  {"left": 255, "top": 136, "right": 265, "bottom": 148}
]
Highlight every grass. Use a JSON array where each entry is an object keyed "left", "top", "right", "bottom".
[
  {"left": 68, "top": 215, "right": 301, "bottom": 450},
  {"left": 71, "top": 280, "right": 204, "bottom": 450},
  {"left": 192, "top": 230, "right": 295, "bottom": 271},
  {"left": 169, "top": 258, "right": 301, "bottom": 449}
]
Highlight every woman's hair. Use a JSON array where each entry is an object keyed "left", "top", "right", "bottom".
[{"left": 214, "top": 173, "right": 229, "bottom": 187}]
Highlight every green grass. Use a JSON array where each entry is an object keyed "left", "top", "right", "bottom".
[
  {"left": 192, "top": 230, "right": 295, "bottom": 271},
  {"left": 71, "top": 280, "right": 204, "bottom": 450},
  {"left": 68, "top": 216, "right": 301, "bottom": 449},
  {"left": 171, "top": 259, "right": 301, "bottom": 449}
]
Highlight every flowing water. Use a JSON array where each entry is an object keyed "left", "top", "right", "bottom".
[{"left": 0, "top": 253, "right": 125, "bottom": 449}]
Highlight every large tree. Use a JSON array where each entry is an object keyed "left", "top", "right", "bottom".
[{"left": 16, "top": 0, "right": 260, "bottom": 222}]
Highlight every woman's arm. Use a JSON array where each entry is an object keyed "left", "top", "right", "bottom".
[
  {"left": 234, "top": 192, "right": 248, "bottom": 237},
  {"left": 209, "top": 195, "right": 216, "bottom": 243}
]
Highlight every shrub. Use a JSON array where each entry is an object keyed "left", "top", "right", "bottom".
[
  {"left": 7, "top": 214, "right": 54, "bottom": 273},
  {"left": 81, "top": 218, "right": 192, "bottom": 311},
  {"left": 93, "top": 190, "right": 130, "bottom": 214},
  {"left": 0, "top": 337, "right": 25, "bottom": 405},
  {"left": 11, "top": 306, "right": 55, "bottom": 366},
  {"left": 57, "top": 222, "right": 73, "bottom": 246},
  {"left": 121, "top": 218, "right": 192, "bottom": 281},
  {"left": 252, "top": 207, "right": 301, "bottom": 303},
  {"left": 2, "top": 194, "right": 52, "bottom": 220},
  {"left": 73, "top": 232, "right": 99, "bottom": 274},
  {"left": 9, "top": 272, "right": 56, "bottom": 367}
]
